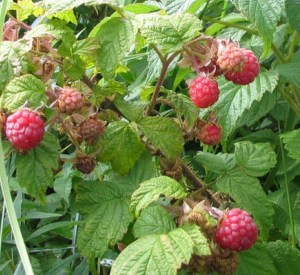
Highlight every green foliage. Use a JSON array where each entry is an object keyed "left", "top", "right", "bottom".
[
  {"left": 133, "top": 205, "right": 176, "bottom": 238},
  {"left": 15, "top": 132, "right": 59, "bottom": 201},
  {"left": 1, "top": 0, "right": 300, "bottom": 273},
  {"left": 138, "top": 13, "right": 202, "bottom": 53},
  {"left": 76, "top": 181, "right": 133, "bottom": 258},
  {"left": 97, "top": 121, "right": 145, "bottom": 174},
  {"left": 111, "top": 224, "right": 210, "bottom": 275},
  {"left": 281, "top": 129, "right": 300, "bottom": 162},
  {"left": 0, "top": 74, "right": 46, "bottom": 111},
  {"left": 138, "top": 116, "right": 184, "bottom": 159},
  {"left": 131, "top": 176, "right": 187, "bottom": 215}
]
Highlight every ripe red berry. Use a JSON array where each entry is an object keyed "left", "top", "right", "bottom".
[
  {"left": 78, "top": 117, "right": 106, "bottom": 144},
  {"left": 225, "top": 49, "right": 259, "bottom": 85},
  {"left": 215, "top": 208, "right": 258, "bottom": 252},
  {"left": 57, "top": 87, "right": 84, "bottom": 115},
  {"left": 198, "top": 123, "right": 222, "bottom": 145},
  {"left": 188, "top": 76, "right": 220, "bottom": 108},
  {"left": 217, "top": 45, "right": 245, "bottom": 73},
  {"left": 5, "top": 109, "right": 45, "bottom": 151}
]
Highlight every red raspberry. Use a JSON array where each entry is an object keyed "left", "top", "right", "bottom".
[
  {"left": 215, "top": 208, "right": 258, "bottom": 252},
  {"left": 198, "top": 123, "right": 222, "bottom": 145},
  {"left": 188, "top": 76, "right": 220, "bottom": 108},
  {"left": 225, "top": 49, "right": 259, "bottom": 85},
  {"left": 217, "top": 45, "right": 245, "bottom": 73},
  {"left": 78, "top": 117, "right": 106, "bottom": 144},
  {"left": 5, "top": 109, "right": 45, "bottom": 151},
  {"left": 57, "top": 87, "right": 84, "bottom": 115}
]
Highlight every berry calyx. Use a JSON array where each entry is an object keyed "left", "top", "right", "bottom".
[
  {"left": 198, "top": 123, "right": 222, "bottom": 145},
  {"left": 75, "top": 157, "right": 97, "bottom": 174},
  {"left": 57, "top": 87, "right": 84, "bottom": 115},
  {"left": 215, "top": 208, "right": 258, "bottom": 252},
  {"left": 188, "top": 76, "right": 220, "bottom": 108},
  {"left": 78, "top": 117, "right": 106, "bottom": 144},
  {"left": 5, "top": 109, "right": 45, "bottom": 151},
  {"left": 225, "top": 49, "right": 259, "bottom": 85},
  {"left": 217, "top": 45, "right": 245, "bottom": 73}
]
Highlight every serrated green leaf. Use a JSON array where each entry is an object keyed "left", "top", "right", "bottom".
[
  {"left": 97, "top": 121, "right": 145, "bottom": 175},
  {"left": 111, "top": 226, "right": 203, "bottom": 275},
  {"left": 236, "top": 244, "right": 277, "bottom": 275},
  {"left": 0, "top": 75, "right": 46, "bottom": 111},
  {"left": 76, "top": 181, "right": 133, "bottom": 258},
  {"left": 138, "top": 116, "right": 184, "bottom": 159},
  {"left": 0, "top": 59, "right": 13, "bottom": 91},
  {"left": 216, "top": 169, "right": 274, "bottom": 239},
  {"left": 43, "top": 0, "right": 125, "bottom": 15},
  {"left": 15, "top": 132, "right": 59, "bottom": 201},
  {"left": 63, "top": 56, "right": 85, "bottom": 80},
  {"left": 230, "top": 0, "right": 285, "bottom": 54},
  {"left": 286, "top": 0, "right": 300, "bottom": 34},
  {"left": 48, "top": 10, "right": 78, "bottom": 25},
  {"left": 167, "top": 93, "right": 199, "bottom": 127},
  {"left": 24, "top": 20, "right": 75, "bottom": 43},
  {"left": 114, "top": 96, "right": 145, "bottom": 122},
  {"left": 281, "top": 129, "right": 300, "bottom": 162},
  {"left": 109, "top": 151, "right": 158, "bottom": 195},
  {"left": 138, "top": 13, "right": 202, "bottom": 53},
  {"left": 277, "top": 51, "right": 300, "bottom": 87},
  {"left": 131, "top": 176, "right": 187, "bottom": 215},
  {"left": 11, "top": 0, "right": 44, "bottom": 21},
  {"left": 234, "top": 142, "right": 277, "bottom": 177},
  {"left": 96, "top": 17, "right": 135, "bottom": 79},
  {"left": 181, "top": 224, "right": 211, "bottom": 256},
  {"left": 71, "top": 38, "right": 100, "bottom": 56},
  {"left": 195, "top": 152, "right": 236, "bottom": 174},
  {"left": 133, "top": 205, "right": 176, "bottom": 238},
  {"left": 235, "top": 91, "right": 277, "bottom": 129},
  {"left": 266, "top": 241, "right": 300, "bottom": 275},
  {"left": 214, "top": 71, "right": 278, "bottom": 139}
]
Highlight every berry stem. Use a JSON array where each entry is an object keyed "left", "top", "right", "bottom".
[
  {"left": 0, "top": 139, "right": 34, "bottom": 275},
  {"left": 146, "top": 51, "right": 180, "bottom": 116},
  {"left": 181, "top": 161, "right": 220, "bottom": 207}
]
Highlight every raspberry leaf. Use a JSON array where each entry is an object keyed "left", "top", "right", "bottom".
[
  {"left": 133, "top": 205, "right": 176, "bottom": 238},
  {"left": 213, "top": 71, "right": 278, "bottom": 140},
  {"left": 266, "top": 240, "right": 300, "bottom": 275},
  {"left": 138, "top": 116, "right": 184, "bottom": 159},
  {"left": 234, "top": 141, "right": 277, "bottom": 177},
  {"left": 0, "top": 74, "right": 46, "bottom": 111},
  {"left": 137, "top": 13, "right": 202, "bottom": 53},
  {"left": 195, "top": 152, "right": 236, "bottom": 174},
  {"left": 236, "top": 244, "right": 277, "bottom": 275},
  {"left": 97, "top": 121, "right": 145, "bottom": 175},
  {"left": 286, "top": 0, "right": 300, "bottom": 35},
  {"left": 281, "top": 129, "right": 300, "bottom": 162},
  {"left": 216, "top": 169, "right": 274, "bottom": 239},
  {"left": 230, "top": 0, "right": 285, "bottom": 55},
  {"left": 277, "top": 51, "right": 300, "bottom": 87},
  {"left": 76, "top": 181, "right": 133, "bottom": 258},
  {"left": 15, "top": 132, "right": 59, "bottom": 202},
  {"left": 111, "top": 225, "right": 209, "bottom": 275},
  {"left": 167, "top": 92, "right": 199, "bottom": 127},
  {"left": 95, "top": 17, "right": 135, "bottom": 79},
  {"left": 131, "top": 176, "right": 187, "bottom": 215}
]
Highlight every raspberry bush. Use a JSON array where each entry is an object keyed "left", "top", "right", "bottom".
[{"left": 0, "top": 1, "right": 300, "bottom": 275}]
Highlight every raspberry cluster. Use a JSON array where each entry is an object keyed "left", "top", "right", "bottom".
[
  {"left": 57, "top": 87, "right": 85, "bottom": 115},
  {"left": 181, "top": 201, "right": 258, "bottom": 274}
]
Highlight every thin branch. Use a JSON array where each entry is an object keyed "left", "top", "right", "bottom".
[
  {"left": 146, "top": 51, "right": 180, "bottom": 116},
  {"left": 82, "top": 74, "right": 95, "bottom": 90},
  {"left": 181, "top": 161, "right": 220, "bottom": 207}
]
